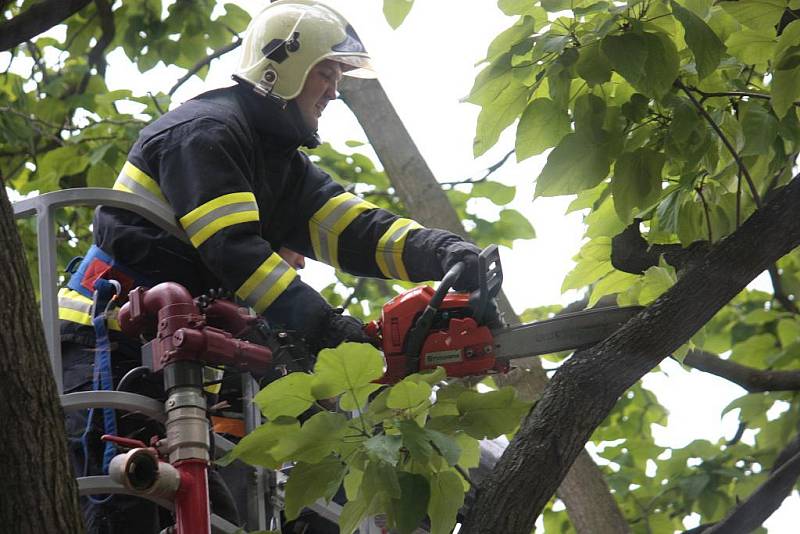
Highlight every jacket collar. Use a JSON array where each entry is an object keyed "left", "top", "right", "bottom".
[{"left": 232, "top": 83, "right": 320, "bottom": 151}]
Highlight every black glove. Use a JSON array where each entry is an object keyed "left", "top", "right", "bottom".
[
  {"left": 437, "top": 240, "right": 483, "bottom": 292},
  {"left": 312, "top": 308, "right": 372, "bottom": 353}
]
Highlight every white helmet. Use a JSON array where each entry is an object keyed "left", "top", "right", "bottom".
[{"left": 234, "top": 0, "right": 375, "bottom": 102}]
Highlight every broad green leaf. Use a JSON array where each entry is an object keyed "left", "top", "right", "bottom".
[
  {"left": 399, "top": 419, "right": 434, "bottom": 461},
  {"left": 383, "top": 0, "right": 414, "bottom": 29},
  {"left": 219, "top": 418, "right": 300, "bottom": 468},
  {"left": 670, "top": 1, "right": 725, "bottom": 79},
  {"left": 218, "top": 3, "right": 252, "bottom": 32},
  {"left": 426, "top": 429, "right": 461, "bottom": 466},
  {"left": 363, "top": 459, "right": 401, "bottom": 499},
  {"left": 457, "top": 386, "right": 532, "bottom": 439},
  {"left": 344, "top": 468, "right": 363, "bottom": 500},
  {"left": 638, "top": 264, "right": 677, "bottom": 304},
  {"left": 36, "top": 145, "right": 89, "bottom": 189},
  {"left": 339, "top": 383, "right": 383, "bottom": 411},
  {"left": 589, "top": 270, "right": 641, "bottom": 306},
  {"left": 719, "top": 0, "right": 787, "bottom": 32},
  {"left": 454, "top": 433, "right": 481, "bottom": 468},
  {"left": 405, "top": 366, "right": 447, "bottom": 385},
  {"left": 499, "top": 0, "right": 547, "bottom": 16},
  {"left": 254, "top": 371, "right": 315, "bottom": 420},
  {"left": 474, "top": 79, "right": 530, "bottom": 156},
  {"left": 535, "top": 131, "right": 612, "bottom": 197},
  {"left": 574, "top": 94, "right": 607, "bottom": 135},
  {"left": 427, "top": 470, "right": 465, "bottom": 534},
  {"left": 364, "top": 434, "right": 403, "bottom": 465},
  {"left": 739, "top": 102, "right": 779, "bottom": 156},
  {"left": 730, "top": 333, "right": 779, "bottom": 367},
  {"left": 311, "top": 343, "right": 386, "bottom": 399},
  {"left": 284, "top": 457, "right": 347, "bottom": 519},
  {"left": 638, "top": 32, "right": 680, "bottom": 98},
  {"left": 772, "top": 22, "right": 800, "bottom": 118},
  {"left": 392, "top": 473, "right": 430, "bottom": 534},
  {"left": 472, "top": 180, "right": 516, "bottom": 205},
  {"left": 485, "top": 15, "right": 538, "bottom": 63},
  {"left": 777, "top": 318, "right": 800, "bottom": 347},
  {"left": 515, "top": 98, "right": 571, "bottom": 160},
  {"left": 576, "top": 41, "right": 612, "bottom": 86},
  {"left": 468, "top": 55, "right": 513, "bottom": 105},
  {"left": 292, "top": 411, "right": 349, "bottom": 463},
  {"left": 742, "top": 309, "right": 776, "bottom": 325},
  {"left": 339, "top": 494, "right": 375, "bottom": 534},
  {"left": 612, "top": 148, "right": 665, "bottom": 222},
  {"left": 602, "top": 32, "right": 649, "bottom": 86},
  {"left": 725, "top": 29, "right": 776, "bottom": 68},
  {"left": 387, "top": 379, "right": 432, "bottom": 409}
]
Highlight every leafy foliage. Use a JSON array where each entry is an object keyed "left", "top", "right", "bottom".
[
  {"left": 469, "top": 0, "right": 800, "bottom": 529},
  {"left": 223, "top": 344, "right": 532, "bottom": 534}
]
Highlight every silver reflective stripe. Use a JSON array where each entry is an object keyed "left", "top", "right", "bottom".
[
  {"left": 246, "top": 261, "right": 292, "bottom": 308},
  {"left": 59, "top": 294, "right": 92, "bottom": 315},
  {"left": 381, "top": 221, "right": 415, "bottom": 279},
  {"left": 183, "top": 201, "right": 258, "bottom": 240},
  {"left": 116, "top": 172, "right": 168, "bottom": 207},
  {"left": 314, "top": 196, "right": 362, "bottom": 263}
]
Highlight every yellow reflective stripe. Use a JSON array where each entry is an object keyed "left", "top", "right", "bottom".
[
  {"left": 57, "top": 288, "right": 120, "bottom": 330},
  {"left": 179, "top": 192, "right": 260, "bottom": 248},
  {"left": 203, "top": 367, "right": 224, "bottom": 394},
  {"left": 309, "top": 192, "right": 378, "bottom": 268},
  {"left": 113, "top": 161, "right": 168, "bottom": 206},
  {"left": 375, "top": 218, "right": 422, "bottom": 280},
  {"left": 236, "top": 253, "right": 297, "bottom": 313}
]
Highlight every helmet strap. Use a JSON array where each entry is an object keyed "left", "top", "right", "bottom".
[{"left": 231, "top": 74, "right": 287, "bottom": 108}]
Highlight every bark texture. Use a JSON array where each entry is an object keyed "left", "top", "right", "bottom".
[
  {"left": 684, "top": 350, "right": 800, "bottom": 392},
  {"left": 0, "top": 0, "right": 92, "bottom": 52},
  {"left": 0, "top": 186, "right": 84, "bottom": 532},
  {"left": 460, "top": 176, "right": 800, "bottom": 534},
  {"left": 340, "top": 77, "right": 630, "bottom": 534}
]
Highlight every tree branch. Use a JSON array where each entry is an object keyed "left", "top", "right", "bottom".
[
  {"left": 461, "top": 174, "right": 800, "bottom": 533},
  {"left": 440, "top": 149, "right": 515, "bottom": 188},
  {"left": 611, "top": 220, "right": 711, "bottom": 275},
  {"left": 0, "top": 0, "right": 92, "bottom": 52},
  {"left": 675, "top": 79, "right": 762, "bottom": 209},
  {"left": 704, "top": 434, "right": 800, "bottom": 533},
  {"left": 168, "top": 38, "right": 242, "bottom": 97},
  {"left": 687, "top": 86, "right": 800, "bottom": 107},
  {"left": 682, "top": 350, "right": 800, "bottom": 392}
]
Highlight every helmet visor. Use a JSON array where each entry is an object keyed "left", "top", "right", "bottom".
[{"left": 330, "top": 54, "right": 376, "bottom": 79}]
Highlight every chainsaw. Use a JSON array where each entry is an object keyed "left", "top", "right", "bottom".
[{"left": 364, "top": 245, "right": 642, "bottom": 383}]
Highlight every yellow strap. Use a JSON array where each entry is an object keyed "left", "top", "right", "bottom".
[
  {"left": 375, "top": 218, "right": 422, "bottom": 280},
  {"left": 236, "top": 253, "right": 297, "bottom": 313},
  {"left": 179, "top": 192, "right": 260, "bottom": 247}
]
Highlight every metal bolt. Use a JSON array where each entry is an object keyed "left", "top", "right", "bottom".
[
  {"left": 465, "top": 349, "right": 474, "bottom": 358},
  {"left": 167, "top": 399, "right": 176, "bottom": 407},
  {"left": 484, "top": 345, "right": 492, "bottom": 354}
]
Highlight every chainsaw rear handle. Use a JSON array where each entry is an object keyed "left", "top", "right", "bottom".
[{"left": 404, "top": 245, "right": 502, "bottom": 361}]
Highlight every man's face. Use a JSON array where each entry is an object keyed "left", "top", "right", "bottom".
[{"left": 294, "top": 60, "right": 343, "bottom": 131}]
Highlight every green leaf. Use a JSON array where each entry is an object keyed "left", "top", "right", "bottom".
[
  {"left": 399, "top": 419, "right": 434, "bottom": 461},
  {"left": 454, "top": 433, "right": 481, "bottom": 468},
  {"left": 576, "top": 41, "right": 612, "bottom": 86},
  {"left": 363, "top": 459, "right": 401, "bottom": 499},
  {"left": 777, "top": 318, "right": 800, "bottom": 347},
  {"left": 340, "top": 383, "right": 383, "bottom": 412},
  {"left": 219, "top": 418, "right": 300, "bottom": 468},
  {"left": 499, "top": 0, "right": 547, "bottom": 16},
  {"left": 457, "top": 386, "right": 532, "bottom": 439},
  {"left": 772, "top": 22, "right": 800, "bottom": 118},
  {"left": 638, "top": 263, "right": 677, "bottom": 305},
  {"left": 383, "top": 0, "right": 415, "bottom": 29},
  {"left": 254, "top": 371, "right": 315, "bottom": 420},
  {"left": 725, "top": 29, "right": 776, "bottom": 68},
  {"left": 612, "top": 148, "right": 665, "bottom": 222},
  {"left": 740, "top": 102, "right": 779, "bottom": 156},
  {"left": 622, "top": 93, "right": 650, "bottom": 123},
  {"left": 474, "top": 79, "right": 530, "bottom": 156},
  {"left": 472, "top": 180, "right": 516, "bottom": 205},
  {"left": 284, "top": 457, "right": 347, "bottom": 520},
  {"left": 602, "top": 32, "right": 649, "bottom": 86},
  {"left": 589, "top": 270, "right": 641, "bottom": 306},
  {"left": 364, "top": 434, "right": 403, "bottom": 465},
  {"left": 515, "top": 98, "right": 571, "bottom": 160},
  {"left": 427, "top": 470, "right": 465, "bottom": 534},
  {"left": 339, "top": 494, "right": 375, "bottom": 534},
  {"left": 719, "top": 0, "right": 788, "bottom": 32},
  {"left": 535, "top": 131, "right": 612, "bottom": 197},
  {"left": 311, "top": 343, "right": 386, "bottom": 399},
  {"left": 427, "top": 429, "right": 461, "bottom": 466},
  {"left": 574, "top": 94, "right": 607, "bottom": 135},
  {"left": 292, "top": 411, "right": 349, "bottom": 463},
  {"left": 392, "top": 473, "right": 430, "bottom": 534},
  {"left": 639, "top": 32, "right": 680, "bottom": 98},
  {"left": 670, "top": 0, "right": 725, "bottom": 80},
  {"left": 217, "top": 3, "right": 251, "bottom": 32},
  {"left": 485, "top": 15, "right": 538, "bottom": 62},
  {"left": 387, "top": 379, "right": 432, "bottom": 410}
]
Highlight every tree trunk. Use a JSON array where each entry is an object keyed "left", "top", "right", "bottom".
[
  {"left": 460, "top": 175, "right": 800, "bottom": 533},
  {"left": 340, "top": 77, "right": 630, "bottom": 534},
  {"left": 0, "top": 184, "right": 85, "bottom": 532}
]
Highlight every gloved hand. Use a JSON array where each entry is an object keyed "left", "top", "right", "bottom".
[
  {"left": 310, "top": 308, "right": 372, "bottom": 354},
  {"left": 437, "top": 240, "right": 483, "bottom": 292}
]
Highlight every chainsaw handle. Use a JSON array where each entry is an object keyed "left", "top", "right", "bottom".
[{"left": 469, "top": 245, "right": 503, "bottom": 324}]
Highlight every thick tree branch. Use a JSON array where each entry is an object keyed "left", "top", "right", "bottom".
[
  {"left": 168, "top": 38, "right": 242, "bottom": 97},
  {"left": 462, "top": 174, "right": 800, "bottom": 534},
  {"left": 703, "top": 434, "right": 800, "bottom": 533},
  {"left": 682, "top": 350, "right": 800, "bottom": 392},
  {"left": 0, "top": 0, "right": 92, "bottom": 52}
]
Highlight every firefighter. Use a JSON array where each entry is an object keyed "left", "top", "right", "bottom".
[{"left": 59, "top": 1, "right": 485, "bottom": 531}]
